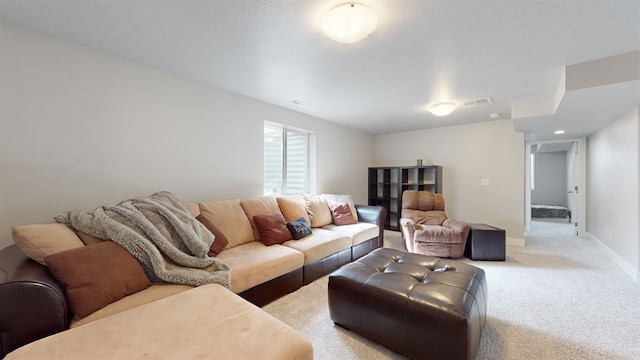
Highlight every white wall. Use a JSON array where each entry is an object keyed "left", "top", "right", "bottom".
[
  {"left": 587, "top": 107, "right": 639, "bottom": 280},
  {"left": 0, "top": 23, "right": 374, "bottom": 250},
  {"left": 374, "top": 119, "right": 525, "bottom": 241},
  {"left": 531, "top": 151, "right": 568, "bottom": 206}
]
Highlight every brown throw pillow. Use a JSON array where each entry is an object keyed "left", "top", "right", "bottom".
[
  {"left": 44, "top": 241, "right": 151, "bottom": 320},
  {"left": 196, "top": 214, "right": 229, "bottom": 256},
  {"left": 328, "top": 202, "right": 357, "bottom": 225},
  {"left": 253, "top": 212, "right": 293, "bottom": 246}
]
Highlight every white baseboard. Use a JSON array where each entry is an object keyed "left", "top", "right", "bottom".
[
  {"left": 507, "top": 236, "right": 525, "bottom": 247},
  {"left": 587, "top": 232, "right": 639, "bottom": 282}
]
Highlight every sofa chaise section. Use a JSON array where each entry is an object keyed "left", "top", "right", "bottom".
[{"left": 6, "top": 284, "right": 314, "bottom": 360}]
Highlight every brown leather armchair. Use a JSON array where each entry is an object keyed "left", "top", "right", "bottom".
[{"left": 399, "top": 190, "right": 470, "bottom": 258}]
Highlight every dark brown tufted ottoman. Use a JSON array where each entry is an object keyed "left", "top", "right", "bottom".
[{"left": 328, "top": 248, "right": 487, "bottom": 360}]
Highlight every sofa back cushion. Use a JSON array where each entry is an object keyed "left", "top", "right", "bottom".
[
  {"left": 276, "top": 194, "right": 311, "bottom": 225},
  {"left": 402, "top": 190, "right": 445, "bottom": 211},
  {"left": 198, "top": 199, "right": 254, "bottom": 249},
  {"left": 323, "top": 194, "right": 358, "bottom": 222},
  {"left": 195, "top": 215, "right": 229, "bottom": 256},
  {"left": 240, "top": 196, "right": 281, "bottom": 241},
  {"left": 184, "top": 202, "right": 201, "bottom": 217},
  {"left": 12, "top": 223, "right": 85, "bottom": 265},
  {"left": 302, "top": 194, "right": 333, "bottom": 228}
]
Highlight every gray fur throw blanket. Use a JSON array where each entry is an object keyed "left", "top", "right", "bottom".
[{"left": 55, "top": 191, "right": 230, "bottom": 288}]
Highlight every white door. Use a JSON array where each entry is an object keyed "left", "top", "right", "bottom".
[{"left": 568, "top": 141, "right": 579, "bottom": 236}]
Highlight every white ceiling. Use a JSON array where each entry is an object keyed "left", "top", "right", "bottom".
[{"left": 1, "top": 0, "right": 639, "bottom": 140}]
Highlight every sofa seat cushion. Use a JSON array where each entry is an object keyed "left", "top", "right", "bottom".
[
  {"left": 322, "top": 222, "right": 379, "bottom": 246},
  {"left": 216, "top": 242, "right": 304, "bottom": 294},
  {"left": 283, "top": 229, "right": 351, "bottom": 265},
  {"left": 70, "top": 283, "right": 194, "bottom": 328},
  {"left": 414, "top": 224, "right": 466, "bottom": 244},
  {"left": 7, "top": 284, "right": 313, "bottom": 360}
]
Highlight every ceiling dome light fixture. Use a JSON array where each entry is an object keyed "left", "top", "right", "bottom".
[
  {"left": 322, "top": 3, "right": 378, "bottom": 44},
  {"left": 428, "top": 102, "right": 458, "bottom": 117}
]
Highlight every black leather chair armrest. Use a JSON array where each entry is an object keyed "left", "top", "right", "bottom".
[
  {"left": 355, "top": 204, "right": 385, "bottom": 225},
  {"left": 0, "top": 245, "right": 69, "bottom": 358},
  {"left": 355, "top": 205, "right": 387, "bottom": 244}
]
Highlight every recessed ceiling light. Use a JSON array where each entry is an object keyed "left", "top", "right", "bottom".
[
  {"left": 554, "top": 130, "right": 565, "bottom": 135},
  {"left": 490, "top": 113, "right": 501, "bottom": 119}
]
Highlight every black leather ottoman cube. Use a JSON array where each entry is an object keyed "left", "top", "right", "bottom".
[
  {"left": 328, "top": 248, "right": 487, "bottom": 360},
  {"left": 464, "top": 223, "right": 506, "bottom": 261}
]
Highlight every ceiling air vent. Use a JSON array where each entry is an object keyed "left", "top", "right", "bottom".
[{"left": 463, "top": 97, "right": 493, "bottom": 108}]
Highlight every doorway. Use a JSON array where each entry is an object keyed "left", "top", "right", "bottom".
[{"left": 525, "top": 139, "right": 586, "bottom": 239}]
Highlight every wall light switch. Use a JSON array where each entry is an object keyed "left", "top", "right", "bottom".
[{"left": 481, "top": 178, "right": 490, "bottom": 186}]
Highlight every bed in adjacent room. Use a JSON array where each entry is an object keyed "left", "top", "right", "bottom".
[{"left": 531, "top": 205, "right": 571, "bottom": 222}]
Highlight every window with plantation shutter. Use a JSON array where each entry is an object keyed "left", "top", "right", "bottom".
[{"left": 264, "top": 123, "right": 311, "bottom": 195}]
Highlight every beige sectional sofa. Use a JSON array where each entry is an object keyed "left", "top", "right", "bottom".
[
  {"left": 194, "top": 193, "right": 384, "bottom": 304},
  {"left": 0, "top": 192, "right": 385, "bottom": 357}
]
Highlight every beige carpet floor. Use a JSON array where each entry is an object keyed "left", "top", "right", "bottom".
[{"left": 263, "top": 221, "right": 640, "bottom": 359}]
